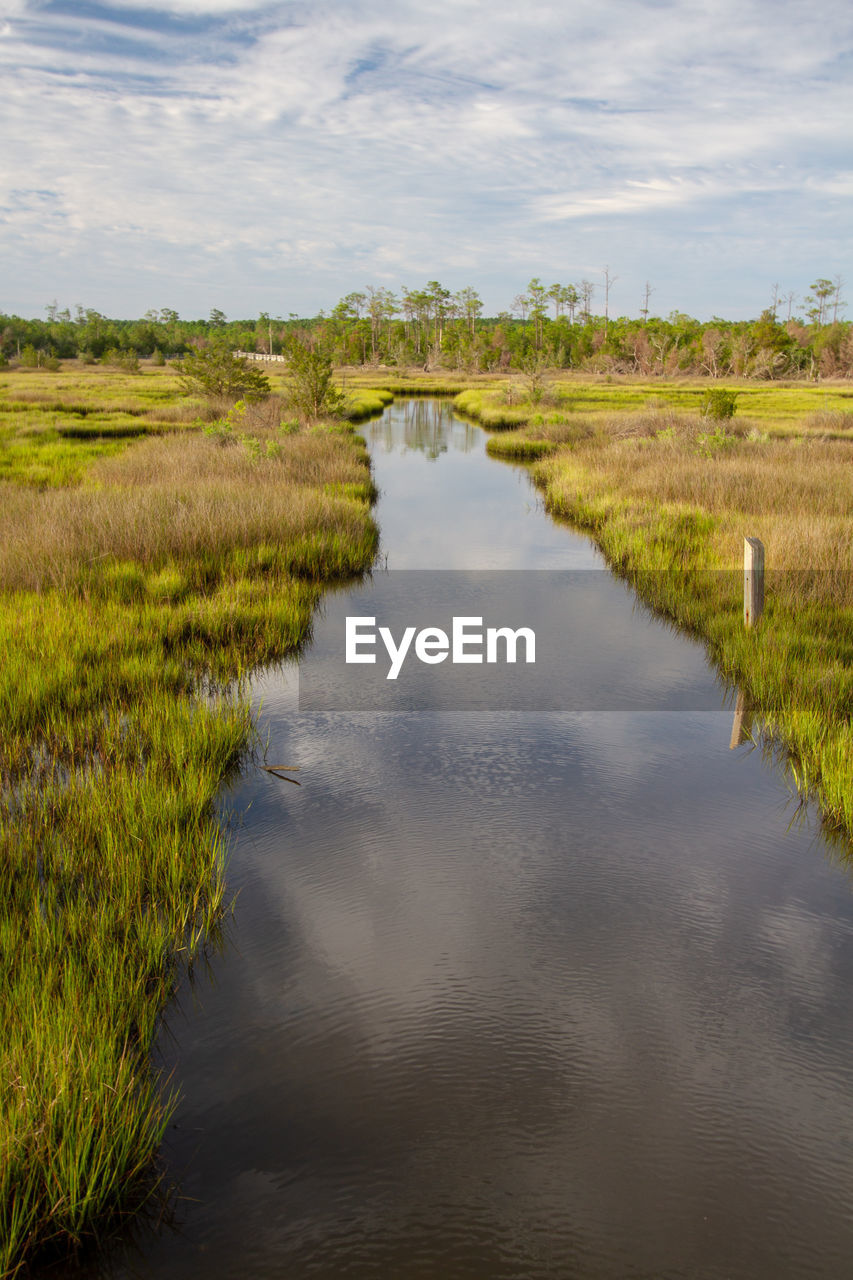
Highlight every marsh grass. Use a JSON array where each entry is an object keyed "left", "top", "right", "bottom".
[
  {"left": 529, "top": 416, "right": 853, "bottom": 835},
  {"left": 351, "top": 376, "right": 475, "bottom": 396},
  {"left": 341, "top": 388, "right": 394, "bottom": 421},
  {"left": 485, "top": 415, "right": 599, "bottom": 460},
  {"left": 455, "top": 380, "right": 853, "bottom": 438},
  {"left": 0, "top": 368, "right": 210, "bottom": 486},
  {"left": 803, "top": 408, "right": 853, "bottom": 435},
  {"left": 454, "top": 388, "right": 531, "bottom": 429},
  {"left": 455, "top": 379, "right": 853, "bottom": 836},
  {"left": 0, "top": 367, "right": 378, "bottom": 1277}
]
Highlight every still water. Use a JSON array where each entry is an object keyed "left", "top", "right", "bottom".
[{"left": 115, "top": 399, "right": 853, "bottom": 1278}]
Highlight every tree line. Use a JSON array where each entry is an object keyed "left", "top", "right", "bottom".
[{"left": 1, "top": 276, "right": 850, "bottom": 379}]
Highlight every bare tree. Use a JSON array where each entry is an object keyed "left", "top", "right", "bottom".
[
  {"left": 640, "top": 280, "right": 654, "bottom": 323},
  {"left": 648, "top": 330, "right": 672, "bottom": 376},
  {"left": 769, "top": 282, "right": 780, "bottom": 319},
  {"left": 602, "top": 266, "right": 618, "bottom": 340},
  {"left": 700, "top": 328, "right": 725, "bottom": 378}
]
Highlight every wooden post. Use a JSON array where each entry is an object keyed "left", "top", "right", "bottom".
[{"left": 744, "top": 537, "right": 764, "bottom": 628}]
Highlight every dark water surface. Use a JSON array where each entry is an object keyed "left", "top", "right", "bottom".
[{"left": 113, "top": 400, "right": 853, "bottom": 1279}]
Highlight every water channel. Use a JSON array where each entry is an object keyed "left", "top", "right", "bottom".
[{"left": 110, "top": 398, "right": 853, "bottom": 1279}]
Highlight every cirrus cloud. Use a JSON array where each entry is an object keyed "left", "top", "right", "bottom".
[{"left": 1, "top": 0, "right": 851, "bottom": 318}]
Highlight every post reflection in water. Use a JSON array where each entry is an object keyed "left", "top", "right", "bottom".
[
  {"left": 106, "top": 399, "right": 853, "bottom": 1280},
  {"left": 729, "top": 688, "right": 754, "bottom": 749}
]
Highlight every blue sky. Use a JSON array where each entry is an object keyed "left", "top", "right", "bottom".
[{"left": 1, "top": 0, "right": 851, "bottom": 320}]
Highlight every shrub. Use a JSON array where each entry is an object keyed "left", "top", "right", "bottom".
[
  {"left": 701, "top": 388, "right": 738, "bottom": 420},
  {"left": 285, "top": 339, "right": 345, "bottom": 422},
  {"left": 176, "top": 341, "right": 270, "bottom": 404},
  {"left": 104, "top": 348, "right": 140, "bottom": 373},
  {"left": 19, "top": 344, "right": 60, "bottom": 370},
  {"left": 695, "top": 428, "right": 737, "bottom": 457}
]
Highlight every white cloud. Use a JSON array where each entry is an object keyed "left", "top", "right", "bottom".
[
  {"left": 533, "top": 177, "right": 723, "bottom": 221},
  {"left": 1, "top": 0, "right": 852, "bottom": 316},
  {"left": 90, "top": 0, "right": 285, "bottom": 10}
]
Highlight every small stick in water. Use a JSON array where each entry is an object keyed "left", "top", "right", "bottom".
[{"left": 262, "top": 765, "right": 302, "bottom": 785}]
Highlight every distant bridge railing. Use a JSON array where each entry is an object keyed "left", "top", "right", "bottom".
[{"left": 235, "top": 351, "right": 287, "bottom": 364}]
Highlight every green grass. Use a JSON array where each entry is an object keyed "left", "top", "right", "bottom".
[
  {"left": 340, "top": 387, "right": 395, "bottom": 421},
  {"left": 453, "top": 388, "right": 531, "bottom": 428},
  {"left": 1, "top": 688, "right": 247, "bottom": 1270},
  {"left": 523, "top": 413, "right": 853, "bottom": 839},
  {"left": 486, "top": 435, "right": 561, "bottom": 460},
  {"left": 454, "top": 379, "right": 853, "bottom": 439},
  {"left": 0, "top": 367, "right": 208, "bottom": 486},
  {"left": 456, "top": 375, "right": 853, "bottom": 839},
  {"left": 349, "top": 374, "right": 478, "bottom": 396},
  {"left": 0, "top": 368, "right": 378, "bottom": 1277}
]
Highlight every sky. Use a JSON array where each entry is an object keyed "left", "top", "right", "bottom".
[{"left": 1, "top": 0, "right": 851, "bottom": 321}]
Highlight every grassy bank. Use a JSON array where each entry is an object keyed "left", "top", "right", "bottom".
[
  {"left": 459, "top": 382, "right": 853, "bottom": 837},
  {"left": 341, "top": 387, "right": 394, "bottom": 422},
  {"left": 455, "top": 380, "right": 853, "bottom": 439},
  {"left": 344, "top": 371, "right": 491, "bottom": 397},
  {"left": 0, "top": 366, "right": 203, "bottom": 486},
  {"left": 0, "top": 367, "right": 378, "bottom": 1276}
]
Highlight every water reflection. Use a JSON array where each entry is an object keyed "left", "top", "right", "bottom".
[
  {"left": 368, "top": 397, "right": 477, "bottom": 460},
  {"left": 362, "top": 398, "right": 602, "bottom": 571},
  {"left": 729, "top": 688, "right": 754, "bottom": 749},
  {"left": 100, "top": 400, "right": 853, "bottom": 1280}
]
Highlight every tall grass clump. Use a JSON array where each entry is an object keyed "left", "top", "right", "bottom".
[
  {"left": 341, "top": 388, "right": 394, "bottom": 422},
  {"left": 0, "top": 366, "right": 378, "bottom": 1276},
  {"left": 454, "top": 388, "right": 530, "bottom": 429}
]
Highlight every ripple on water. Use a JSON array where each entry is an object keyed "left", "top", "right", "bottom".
[{"left": 118, "top": 402, "right": 853, "bottom": 1280}]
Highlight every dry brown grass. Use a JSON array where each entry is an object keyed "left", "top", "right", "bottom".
[
  {"left": 0, "top": 426, "right": 374, "bottom": 593},
  {"left": 143, "top": 395, "right": 290, "bottom": 426},
  {"left": 803, "top": 408, "right": 853, "bottom": 435},
  {"left": 538, "top": 417, "right": 853, "bottom": 602},
  {"left": 141, "top": 400, "right": 214, "bottom": 424},
  {"left": 603, "top": 407, "right": 746, "bottom": 440},
  {"left": 91, "top": 418, "right": 364, "bottom": 490},
  {"left": 534, "top": 415, "right": 853, "bottom": 836}
]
